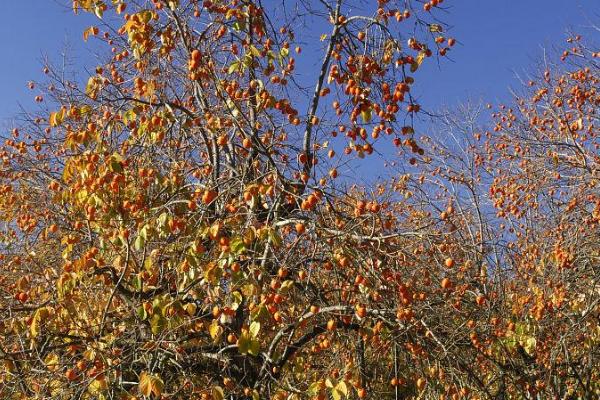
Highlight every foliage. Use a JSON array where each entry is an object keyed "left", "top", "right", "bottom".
[{"left": 0, "top": 1, "right": 599, "bottom": 399}]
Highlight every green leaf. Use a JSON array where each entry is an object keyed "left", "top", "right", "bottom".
[
  {"left": 86, "top": 76, "right": 100, "bottom": 99},
  {"left": 280, "top": 279, "right": 295, "bottom": 293},
  {"left": 88, "top": 377, "right": 108, "bottom": 396},
  {"left": 242, "top": 55, "right": 253, "bottom": 68},
  {"left": 307, "top": 382, "right": 321, "bottom": 395},
  {"left": 137, "top": 305, "right": 148, "bottom": 321},
  {"left": 248, "top": 339, "right": 260, "bottom": 356},
  {"left": 134, "top": 235, "right": 145, "bottom": 251},
  {"left": 250, "top": 45, "right": 261, "bottom": 57},
  {"left": 49, "top": 109, "right": 65, "bottom": 127},
  {"left": 228, "top": 61, "right": 240, "bottom": 74},
  {"left": 132, "top": 275, "right": 142, "bottom": 291},
  {"left": 331, "top": 381, "right": 348, "bottom": 400},
  {"left": 249, "top": 321, "right": 261, "bottom": 338},
  {"left": 523, "top": 336, "right": 537, "bottom": 355},
  {"left": 231, "top": 291, "right": 243, "bottom": 310},
  {"left": 44, "top": 353, "right": 59, "bottom": 369},
  {"left": 269, "top": 229, "right": 283, "bottom": 247},
  {"left": 150, "top": 313, "right": 167, "bottom": 334},
  {"left": 238, "top": 334, "right": 250, "bottom": 354},
  {"left": 230, "top": 237, "right": 245, "bottom": 253},
  {"left": 94, "top": 5, "right": 104, "bottom": 19},
  {"left": 250, "top": 304, "right": 268, "bottom": 322},
  {"left": 108, "top": 153, "right": 123, "bottom": 172},
  {"left": 226, "top": 98, "right": 240, "bottom": 117},
  {"left": 157, "top": 212, "right": 169, "bottom": 235}
]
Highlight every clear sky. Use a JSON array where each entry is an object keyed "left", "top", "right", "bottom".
[
  {"left": 415, "top": 0, "right": 600, "bottom": 109},
  {"left": 0, "top": 2, "right": 95, "bottom": 121},
  {"left": 0, "top": 1, "right": 599, "bottom": 123}
]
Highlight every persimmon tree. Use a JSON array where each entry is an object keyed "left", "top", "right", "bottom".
[
  {"left": 0, "top": 0, "right": 464, "bottom": 399},
  {"left": 402, "top": 34, "right": 600, "bottom": 398},
  {"left": 1, "top": 0, "right": 599, "bottom": 400}
]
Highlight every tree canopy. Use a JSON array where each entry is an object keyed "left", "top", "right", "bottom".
[{"left": 1, "top": 1, "right": 599, "bottom": 399}]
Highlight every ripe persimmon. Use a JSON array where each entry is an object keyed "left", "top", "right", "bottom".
[
  {"left": 441, "top": 278, "right": 452, "bottom": 289},
  {"left": 295, "top": 222, "right": 306, "bottom": 234},
  {"left": 355, "top": 304, "right": 367, "bottom": 318},
  {"left": 65, "top": 369, "right": 78, "bottom": 381},
  {"left": 202, "top": 190, "right": 217, "bottom": 205}
]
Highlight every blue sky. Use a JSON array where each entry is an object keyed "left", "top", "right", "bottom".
[
  {"left": 415, "top": 0, "right": 600, "bottom": 108},
  {"left": 0, "top": 1, "right": 598, "bottom": 122},
  {"left": 0, "top": 2, "right": 95, "bottom": 121}
]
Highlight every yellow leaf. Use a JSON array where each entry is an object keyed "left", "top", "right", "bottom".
[
  {"left": 168, "top": 0, "right": 179, "bottom": 10},
  {"left": 44, "top": 353, "right": 59, "bottom": 370},
  {"left": 83, "top": 27, "right": 93, "bottom": 42},
  {"left": 249, "top": 321, "right": 261, "bottom": 338},
  {"left": 336, "top": 381, "right": 348, "bottom": 397},
  {"left": 94, "top": 4, "right": 104, "bottom": 18},
  {"left": 361, "top": 108, "right": 372, "bottom": 123},
  {"left": 209, "top": 320, "right": 223, "bottom": 340},
  {"left": 212, "top": 386, "right": 225, "bottom": 400},
  {"left": 49, "top": 109, "right": 65, "bottom": 127},
  {"left": 184, "top": 302, "right": 197, "bottom": 316},
  {"left": 3, "top": 359, "right": 16, "bottom": 374},
  {"left": 332, "top": 389, "right": 341, "bottom": 400},
  {"left": 86, "top": 76, "right": 101, "bottom": 99},
  {"left": 225, "top": 8, "right": 236, "bottom": 20},
  {"left": 88, "top": 377, "right": 108, "bottom": 395},
  {"left": 139, "top": 372, "right": 164, "bottom": 397},
  {"left": 124, "top": 19, "right": 137, "bottom": 33},
  {"left": 79, "top": 0, "right": 94, "bottom": 12},
  {"left": 522, "top": 336, "right": 536, "bottom": 355},
  {"left": 31, "top": 307, "right": 50, "bottom": 338},
  {"left": 62, "top": 158, "right": 77, "bottom": 181},
  {"left": 139, "top": 372, "right": 152, "bottom": 397},
  {"left": 49, "top": 112, "right": 57, "bottom": 127},
  {"left": 410, "top": 51, "right": 426, "bottom": 73},
  {"left": 209, "top": 223, "right": 221, "bottom": 240}
]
